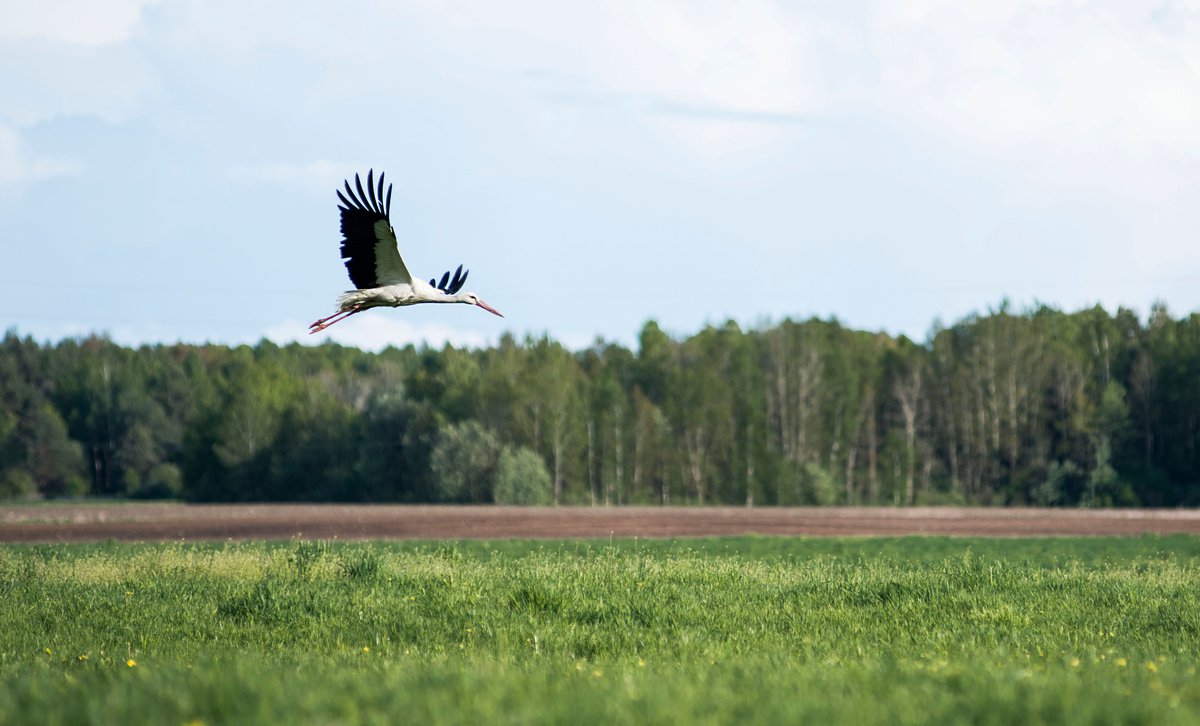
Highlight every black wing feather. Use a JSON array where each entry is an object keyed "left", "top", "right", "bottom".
[
  {"left": 366, "top": 169, "right": 379, "bottom": 213},
  {"left": 449, "top": 265, "right": 467, "bottom": 294},
  {"left": 343, "top": 180, "right": 362, "bottom": 207},
  {"left": 431, "top": 264, "right": 469, "bottom": 295},
  {"left": 338, "top": 169, "right": 394, "bottom": 289},
  {"left": 354, "top": 174, "right": 370, "bottom": 212}
]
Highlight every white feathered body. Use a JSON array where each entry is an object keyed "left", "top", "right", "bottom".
[{"left": 335, "top": 279, "right": 447, "bottom": 312}]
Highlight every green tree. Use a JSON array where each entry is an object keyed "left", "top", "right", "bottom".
[
  {"left": 26, "top": 403, "right": 86, "bottom": 497},
  {"left": 1085, "top": 381, "right": 1135, "bottom": 506},
  {"left": 430, "top": 420, "right": 501, "bottom": 503},
  {"left": 523, "top": 338, "right": 582, "bottom": 504},
  {"left": 494, "top": 447, "right": 552, "bottom": 505}
]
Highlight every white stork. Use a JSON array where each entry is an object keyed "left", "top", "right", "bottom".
[{"left": 309, "top": 170, "right": 503, "bottom": 334}]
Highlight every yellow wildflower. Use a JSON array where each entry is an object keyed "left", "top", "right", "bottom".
[
  {"left": 1069, "top": 658, "right": 1080, "bottom": 668},
  {"left": 127, "top": 659, "right": 137, "bottom": 668},
  {"left": 361, "top": 647, "right": 370, "bottom": 654},
  {"left": 44, "top": 648, "right": 51, "bottom": 655},
  {"left": 1147, "top": 662, "right": 1157, "bottom": 672},
  {"left": 1116, "top": 658, "right": 1127, "bottom": 667},
  {"left": 78, "top": 655, "right": 88, "bottom": 662}
]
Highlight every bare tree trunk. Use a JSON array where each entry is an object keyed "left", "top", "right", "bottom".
[
  {"left": 987, "top": 337, "right": 1000, "bottom": 456},
  {"left": 866, "top": 388, "right": 879, "bottom": 503},
  {"left": 945, "top": 398, "right": 959, "bottom": 495},
  {"left": 829, "top": 404, "right": 842, "bottom": 489},
  {"left": 1131, "top": 352, "right": 1155, "bottom": 469},
  {"left": 587, "top": 419, "right": 596, "bottom": 506},
  {"left": 612, "top": 414, "right": 623, "bottom": 506},
  {"left": 895, "top": 365, "right": 922, "bottom": 506},
  {"left": 846, "top": 398, "right": 866, "bottom": 505},
  {"left": 745, "top": 422, "right": 755, "bottom": 506},
  {"left": 660, "top": 452, "right": 669, "bottom": 506},
  {"left": 553, "top": 437, "right": 563, "bottom": 505},
  {"left": 921, "top": 443, "right": 934, "bottom": 497},
  {"left": 771, "top": 346, "right": 790, "bottom": 461},
  {"left": 1007, "top": 367, "right": 1020, "bottom": 491},
  {"left": 683, "top": 427, "right": 708, "bottom": 505},
  {"left": 632, "top": 415, "right": 642, "bottom": 503}
]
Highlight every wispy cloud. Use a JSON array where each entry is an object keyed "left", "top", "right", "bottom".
[
  {"left": 0, "top": 0, "right": 162, "bottom": 46},
  {"left": 0, "top": 124, "right": 80, "bottom": 187},
  {"left": 533, "top": 82, "right": 817, "bottom": 127},
  {"left": 228, "top": 161, "right": 361, "bottom": 195}
]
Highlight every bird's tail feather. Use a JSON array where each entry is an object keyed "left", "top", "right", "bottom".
[{"left": 336, "top": 290, "right": 363, "bottom": 309}]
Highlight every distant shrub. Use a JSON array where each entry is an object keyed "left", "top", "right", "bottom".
[
  {"left": 0, "top": 469, "right": 36, "bottom": 500},
  {"left": 914, "top": 487, "right": 966, "bottom": 506},
  {"left": 798, "top": 462, "right": 838, "bottom": 505},
  {"left": 129, "top": 463, "right": 184, "bottom": 500},
  {"left": 430, "top": 421, "right": 501, "bottom": 503},
  {"left": 1032, "top": 460, "right": 1081, "bottom": 506},
  {"left": 494, "top": 447, "right": 552, "bottom": 505}
]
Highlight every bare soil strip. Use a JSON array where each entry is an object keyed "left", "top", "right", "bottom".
[{"left": 3, "top": 504, "right": 1200, "bottom": 542}]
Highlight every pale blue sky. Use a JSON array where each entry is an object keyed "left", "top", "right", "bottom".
[{"left": 2, "top": 1, "right": 1198, "bottom": 351}]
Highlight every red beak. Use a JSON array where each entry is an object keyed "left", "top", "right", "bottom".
[{"left": 475, "top": 299, "right": 504, "bottom": 318}]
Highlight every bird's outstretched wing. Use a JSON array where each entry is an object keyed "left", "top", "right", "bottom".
[
  {"left": 336, "top": 170, "right": 411, "bottom": 288},
  {"left": 429, "top": 264, "right": 469, "bottom": 295}
]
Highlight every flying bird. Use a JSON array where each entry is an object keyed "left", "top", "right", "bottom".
[{"left": 309, "top": 170, "right": 503, "bottom": 334}]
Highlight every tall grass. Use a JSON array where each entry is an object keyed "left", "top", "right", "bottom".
[{"left": 2, "top": 536, "right": 1198, "bottom": 724}]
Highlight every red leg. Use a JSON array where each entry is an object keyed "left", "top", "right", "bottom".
[
  {"left": 309, "top": 313, "right": 338, "bottom": 328},
  {"left": 309, "top": 306, "right": 361, "bottom": 334}
]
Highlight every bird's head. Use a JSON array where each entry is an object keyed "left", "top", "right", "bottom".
[{"left": 463, "top": 292, "right": 503, "bottom": 317}]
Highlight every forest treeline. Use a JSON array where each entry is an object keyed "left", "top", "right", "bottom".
[{"left": 2, "top": 302, "right": 1199, "bottom": 506}]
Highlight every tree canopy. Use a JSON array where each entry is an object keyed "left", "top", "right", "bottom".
[{"left": 3, "top": 302, "right": 1199, "bottom": 506}]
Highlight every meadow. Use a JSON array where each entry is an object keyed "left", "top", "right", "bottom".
[{"left": 2, "top": 536, "right": 1199, "bottom": 724}]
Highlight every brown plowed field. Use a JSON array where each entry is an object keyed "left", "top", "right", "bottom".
[{"left": 3, "top": 504, "right": 1200, "bottom": 542}]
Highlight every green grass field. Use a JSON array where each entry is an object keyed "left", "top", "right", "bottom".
[{"left": 2, "top": 536, "right": 1199, "bottom": 724}]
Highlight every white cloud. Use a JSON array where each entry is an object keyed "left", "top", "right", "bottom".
[
  {"left": 265, "top": 316, "right": 493, "bottom": 352},
  {"left": 0, "top": 0, "right": 161, "bottom": 46},
  {"left": 870, "top": 1, "right": 1200, "bottom": 154},
  {"left": 229, "top": 161, "right": 362, "bottom": 195},
  {"left": 450, "top": 0, "right": 826, "bottom": 153},
  {"left": 149, "top": 0, "right": 824, "bottom": 155},
  {"left": 865, "top": 0, "right": 1200, "bottom": 271},
  {"left": 0, "top": 124, "right": 79, "bottom": 186},
  {"left": 0, "top": 41, "right": 161, "bottom": 127},
  {"left": 628, "top": 0, "right": 817, "bottom": 114}
]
